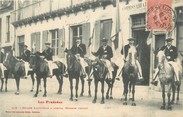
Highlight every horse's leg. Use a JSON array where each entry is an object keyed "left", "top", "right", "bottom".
[
  {"left": 58, "top": 75, "right": 63, "bottom": 94},
  {"left": 69, "top": 78, "right": 73, "bottom": 101},
  {"left": 34, "top": 77, "right": 40, "bottom": 97},
  {"left": 167, "top": 84, "right": 172, "bottom": 110},
  {"left": 171, "top": 83, "right": 175, "bottom": 104},
  {"left": 0, "top": 78, "right": 4, "bottom": 92},
  {"left": 39, "top": 79, "right": 42, "bottom": 92},
  {"left": 80, "top": 76, "right": 84, "bottom": 96},
  {"left": 106, "top": 81, "right": 110, "bottom": 99},
  {"left": 92, "top": 80, "right": 98, "bottom": 103},
  {"left": 30, "top": 72, "right": 35, "bottom": 92},
  {"left": 176, "top": 84, "right": 180, "bottom": 104},
  {"left": 110, "top": 83, "right": 113, "bottom": 99},
  {"left": 129, "top": 82, "right": 132, "bottom": 100},
  {"left": 160, "top": 84, "right": 166, "bottom": 109},
  {"left": 101, "top": 81, "right": 105, "bottom": 104},
  {"left": 43, "top": 77, "right": 47, "bottom": 97},
  {"left": 14, "top": 76, "right": 20, "bottom": 95},
  {"left": 5, "top": 70, "right": 9, "bottom": 92},
  {"left": 88, "top": 79, "right": 92, "bottom": 97},
  {"left": 75, "top": 77, "right": 79, "bottom": 101},
  {"left": 56, "top": 74, "right": 61, "bottom": 94},
  {"left": 131, "top": 83, "right": 136, "bottom": 106},
  {"left": 123, "top": 79, "right": 128, "bottom": 105}
]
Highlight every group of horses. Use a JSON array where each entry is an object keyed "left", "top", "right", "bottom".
[{"left": 0, "top": 48, "right": 182, "bottom": 110}]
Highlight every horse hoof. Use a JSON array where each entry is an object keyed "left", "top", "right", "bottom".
[
  {"left": 167, "top": 106, "right": 172, "bottom": 110},
  {"left": 80, "top": 94, "right": 83, "bottom": 97},
  {"left": 92, "top": 100, "right": 96, "bottom": 103},
  {"left": 57, "top": 92, "right": 62, "bottom": 95},
  {"left": 131, "top": 103, "right": 136, "bottom": 106},
  {"left": 88, "top": 94, "right": 92, "bottom": 97},
  {"left": 106, "top": 95, "right": 109, "bottom": 99},
  {"left": 70, "top": 98, "right": 73, "bottom": 101},
  {"left": 129, "top": 98, "right": 133, "bottom": 101},
  {"left": 75, "top": 98, "right": 78, "bottom": 101},
  {"left": 100, "top": 100, "right": 105, "bottom": 104},
  {"left": 43, "top": 94, "right": 47, "bottom": 97},
  {"left": 39, "top": 90, "right": 42, "bottom": 92},
  {"left": 123, "top": 102, "right": 127, "bottom": 105},
  {"left": 33, "top": 94, "right": 37, "bottom": 97},
  {"left": 15, "top": 92, "right": 19, "bottom": 95},
  {"left": 110, "top": 97, "right": 113, "bottom": 99},
  {"left": 5, "top": 89, "right": 7, "bottom": 92},
  {"left": 30, "top": 90, "right": 33, "bottom": 92},
  {"left": 160, "top": 105, "right": 165, "bottom": 110}
]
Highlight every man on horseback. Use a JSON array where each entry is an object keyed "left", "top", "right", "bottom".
[
  {"left": 151, "top": 38, "right": 180, "bottom": 86},
  {"left": 71, "top": 37, "right": 87, "bottom": 78},
  {"left": 0, "top": 45, "right": 5, "bottom": 78},
  {"left": 41, "top": 41, "right": 54, "bottom": 78},
  {"left": 116, "top": 38, "right": 143, "bottom": 81},
  {"left": 92, "top": 38, "right": 114, "bottom": 79},
  {"left": 20, "top": 45, "right": 31, "bottom": 78}
]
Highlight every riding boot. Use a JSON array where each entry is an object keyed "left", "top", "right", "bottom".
[
  {"left": 151, "top": 68, "right": 159, "bottom": 86},
  {"left": 174, "top": 70, "right": 180, "bottom": 85},
  {"left": 63, "top": 69, "right": 69, "bottom": 78}
]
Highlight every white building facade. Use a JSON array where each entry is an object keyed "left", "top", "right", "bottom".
[{"left": 11, "top": 0, "right": 183, "bottom": 87}]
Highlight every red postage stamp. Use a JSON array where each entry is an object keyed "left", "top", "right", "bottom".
[{"left": 146, "top": 0, "right": 176, "bottom": 31}]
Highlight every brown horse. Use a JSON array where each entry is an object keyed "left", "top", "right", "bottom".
[
  {"left": 157, "top": 50, "right": 181, "bottom": 110},
  {"left": 122, "top": 48, "right": 138, "bottom": 106},
  {"left": 29, "top": 52, "right": 66, "bottom": 97},
  {"left": 3, "top": 51, "right": 25, "bottom": 95}
]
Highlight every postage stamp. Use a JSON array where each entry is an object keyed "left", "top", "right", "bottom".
[{"left": 146, "top": 0, "right": 176, "bottom": 31}]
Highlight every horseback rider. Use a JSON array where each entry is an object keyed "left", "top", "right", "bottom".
[
  {"left": 20, "top": 44, "right": 31, "bottom": 78},
  {"left": 71, "top": 37, "right": 87, "bottom": 78},
  {"left": 0, "top": 45, "right": 5, "bottom": 78},
  {"left": 92, "top": 38, "right": 114, "bottom": 79},
  {"left": 116, "top": 37, "right": 143, "bottom": 81},
  {"left": 151, "top": 38, "right": 180, "bottom": 86},
  {"left": 41, "top": 41, "right": 54, "bottom": 78}
]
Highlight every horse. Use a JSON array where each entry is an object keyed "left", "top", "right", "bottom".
[
  {"left": 156, "top": 50, "right": 182, "bottom": 110},
  {"left": 29, "top": 52, "right": 66, "bottom": 97},
  {"left": 0, "top": 68, "right": 9, "bottom": 92},
  {"left": 92, "top": 58, "right": 108, "bottom": 104},
  {"left": 3, "top": 51, "right": 25, "bottom": 95},
  {"left": 122, "top": 47, "right": 138, "bottom": 106}
]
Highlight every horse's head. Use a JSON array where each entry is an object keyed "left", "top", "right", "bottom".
[
  {"left": 127, "top": 47, "right": 137, "bottom": 65},
  {"left": 29, "top": 52, "right": 42, "bottom": 71},
  {"left": 93, "top": 58, "right": 107, "bottom": 79},
  {"left": 65, "top": 48, "right": 75, "bottom": 71},
  {"left": 156, "top": 50, "right": 166, "bottom": 69},
  {"left": 3, "top": 51, "right": 15, "bottom": 69}
]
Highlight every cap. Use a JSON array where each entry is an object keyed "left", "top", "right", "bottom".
[
  {"left": 101, "top": 38, "right": 108, "bottom": 42},
  {"left": 24, "top": 44, "right": 28, "bottom": 47},
  {"left": 128, "top": 37, "right": 135, "bottom": 41},
  {"left": 76, "top": 37, "right": 82, "bottom": 41},
  {"left": 165, "top": 38, "right": 174, "bottom": 42}
]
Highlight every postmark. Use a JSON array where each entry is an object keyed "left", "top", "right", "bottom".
[{"left": 146, "top": 3, "right": 176, "bottom": 31}]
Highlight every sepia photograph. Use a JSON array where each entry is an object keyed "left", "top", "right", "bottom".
[{"left": 0, "top": 0, "right": 183, "bottom": 117}]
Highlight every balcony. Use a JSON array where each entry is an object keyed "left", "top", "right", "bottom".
[{"left": 11, "top": 0, "right": 115, "bottom": 27}]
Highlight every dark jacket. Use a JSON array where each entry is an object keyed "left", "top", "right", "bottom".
[
  {"left": 93, "top": 45, "right": 113, "bottom": 61},
  {"left": 121, "top": 44, "right": 138, "bottom": 58},
  {"left": 160, "top": 45, "right": 178, "bottom": 61},
  {"left": 0, "top": 51, "right": 4, "bottom": 63},
  {"left": 71, "top": 43, "right": 86, "bottom": 58},
  {"left": 21, "top": 49, "right": 31, "bottom": 62},
  {"left": 41, "top": 48, "right": 53, "bottom": 61}
]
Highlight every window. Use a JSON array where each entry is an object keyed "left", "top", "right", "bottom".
[
  {"left": 72, "top": 25, "right": 82, "bottom": 44},
  {"left": 6, "top": 16, "right": 10, "bottom": 42},
  {"left": 51, "top": 29, "right": 59, "bottom": 56},
  {"left": 18, "top": 35, "right": 24, "bottom": 56},
  {"left": 131, "top": 13, "right": 146, "bottom": 29}
]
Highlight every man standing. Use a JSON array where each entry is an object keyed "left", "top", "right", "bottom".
[
  {"left": 116, "top": 38, "right": 143, "bottom": 81},
  {"left": 71, "top": 37, "right": 87, "bottom": 77},
  {"left": 41, "top": 41, "right": 54, "bottom": 77},
  {"left": 151, "top": 38, "right": 180, "bottom": 86},
  {"left": 92, "top": 38, "right": 113, "bottom": 79},
  {"left": 0, "top": 45, "right": 5, "bottom": 78},
  {"left": 21, "top": 45, "right": 31, "bottom": 78}
]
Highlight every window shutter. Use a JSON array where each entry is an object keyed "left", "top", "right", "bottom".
[
  {"left": 94, "top": 20, "right": 101, "bottom": 52},
  {"left": 42, "top": 30, "right": 48, "bottom": 51},
  {"left": 58, "top": 28, "right": 65, "bottom": 58},
  {"left": 36, "top": 32, "right": 40, "bottom": 51},
  {"left": 82, "top": 23, "right": 90, "bottom": 57},
  {"left": 31, "top": 33, "right": 35, "bottom": 52}
]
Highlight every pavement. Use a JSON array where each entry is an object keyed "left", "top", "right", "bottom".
[{"left": 0, "top": 76, "right": 183, "bottom": 117}]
